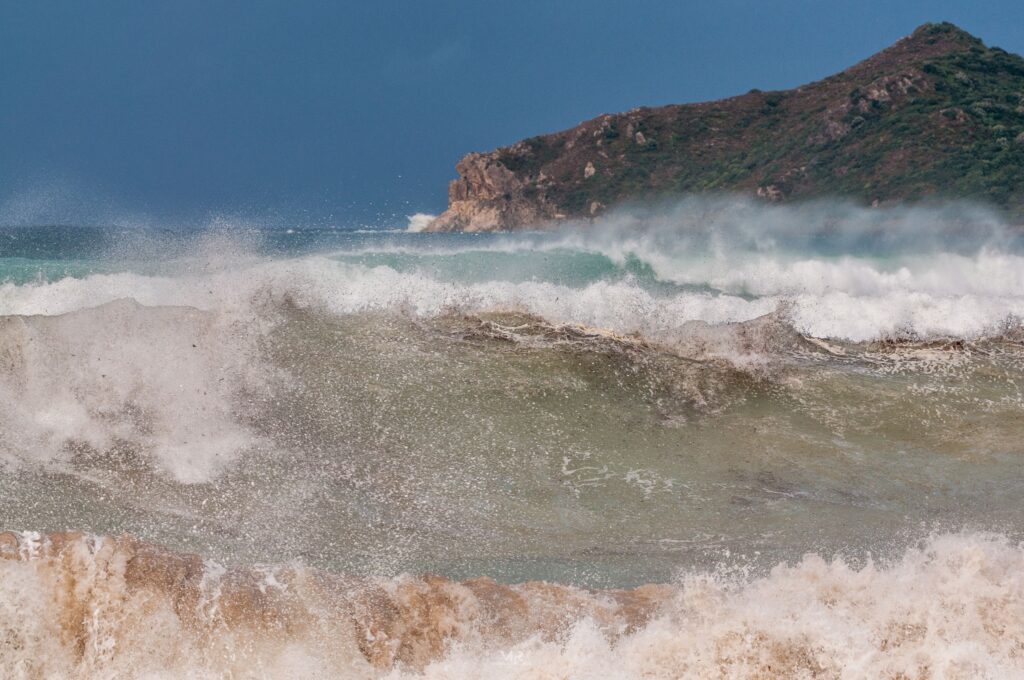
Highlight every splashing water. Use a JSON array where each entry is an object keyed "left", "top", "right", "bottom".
[{"left": 1, "top": 199, "right": 1023, "bottom": 676}]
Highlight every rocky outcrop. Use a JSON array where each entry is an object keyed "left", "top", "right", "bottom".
[
  {"left": 428, "top": 23, "right": 1024, "bottom": 231},
  {"left": 426, "top": 153, "right": 559, "bottom": 231}
]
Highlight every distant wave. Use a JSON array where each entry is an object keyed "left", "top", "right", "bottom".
[
  {"left": 405, "top": 212, "right": 436, "bottom": 233},
  {"left": 2, "top": 250, "right": 1024, "bottom": 341}
]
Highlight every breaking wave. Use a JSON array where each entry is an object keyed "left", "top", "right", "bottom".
[
  {"left": 2, "top": 203, "right": 1024, "bottom": 677},
  {"left": 0, "top": 299, "right": 271, "bottom": 482},
  {"left": 2, "top": 249, "right": 1024, "bottom": 343},
  {"left": 2, "top": 530, "right": 1023, "bottom": 678}
]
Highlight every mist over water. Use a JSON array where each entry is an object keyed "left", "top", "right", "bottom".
[{"left": 2, "top": 198, "right": 1024, "bottom": 676}]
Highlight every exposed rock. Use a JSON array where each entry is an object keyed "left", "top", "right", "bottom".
[{"left": 426, "top": 153, "right": 558, "bottom": 232}]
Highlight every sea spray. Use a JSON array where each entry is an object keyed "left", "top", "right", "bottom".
[
  {"left": 0, "top": 299, "right": 271, "bottom": 482},
  {"left": 0, "top": 203, "right": 1023, "bottom": 676},
  {"left": 1, "top": 531, "right": 1023, "bottom": 678}
]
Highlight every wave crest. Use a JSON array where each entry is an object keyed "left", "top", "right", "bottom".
[
  {"left": 5, "top": 253, "right": 1024, "bottom": 343},
  {"left": 2, "top": 531, "right": 1023, "bottom": 678}
]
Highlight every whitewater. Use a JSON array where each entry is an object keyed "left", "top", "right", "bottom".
[{"left": 2, "top": 199, "right": 1024, "bottom": 678}]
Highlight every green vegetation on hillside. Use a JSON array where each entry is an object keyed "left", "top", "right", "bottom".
[{"left": 489, "top": 23, "right": 1024, "bottom": 219}]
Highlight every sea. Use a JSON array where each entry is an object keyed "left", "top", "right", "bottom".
[{"left": 1, "top": 198, "right": 1024, "bottom": 677}]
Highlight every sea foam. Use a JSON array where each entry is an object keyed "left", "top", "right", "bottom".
[
  {"left": 1, "top": 530, "right": 1021, "bottom": 678},
  {"left": 0, "top": 299, "right": 271, "bottom": 482},
  {"left": 2, "top": 251, "right": 1023, "bottom": 342}
]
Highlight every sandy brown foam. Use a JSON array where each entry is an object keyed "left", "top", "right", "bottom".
[
  {"left": 4, "top": 530, "right": 1024, "bottom": 678},
  {"left": 0, "top": 531, "right": 669, "bottom": 677}
]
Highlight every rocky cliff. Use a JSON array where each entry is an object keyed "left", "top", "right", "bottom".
[
  {"left": 426, "top": 152, "right": 560, "bottom": 231},
  {"left": 427, "top": 23, "right": 1024, "bottom": 231}
]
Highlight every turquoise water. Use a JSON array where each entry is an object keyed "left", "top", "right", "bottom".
[{"left": 0, "top": 226, "right": 678, "bottom": 291}]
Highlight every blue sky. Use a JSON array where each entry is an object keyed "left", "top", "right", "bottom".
[{"left": 2, "top": 1, "right": 1023, "bottom": 227}]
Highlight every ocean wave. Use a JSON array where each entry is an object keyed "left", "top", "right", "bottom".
[
  {"left": 1, "top": 272, "right": 1021, "bottom": 492},
  {"left": 0, "top": 295, "right": 780, "bottom": 487},
  {"left": 2, "top": 530, "right": 1022, "bottom": 678},
  {"left": 3, "top": 253, "right": 1024, "bottom": 343},
  {"left": 404, "top": 213, "right": 437, "bottom": 233}
]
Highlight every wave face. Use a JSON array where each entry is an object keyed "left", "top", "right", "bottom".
[{"left": 1, "top": 199, "right": 1024, "bottom": 676}]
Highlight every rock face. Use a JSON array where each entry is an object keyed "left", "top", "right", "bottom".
[
  {"left": 427, "top": 23, "right": 1024, "bottom": 231},
  {"left": 426, "top": 152, "right": 560, "bottom": 231}
]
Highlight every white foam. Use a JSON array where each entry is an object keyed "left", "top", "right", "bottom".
[
  {"left": 2, "top": 251, "right": 1024, "bottom": 343},
  {"left": 0, "top": 299, "right": 270, "bottom": 482},
  {"left": 405, "top": 213, "right": 437, "bottom": 233},
  {"left": 400, "top": 532, "right": 1024, "bottom": 679}
]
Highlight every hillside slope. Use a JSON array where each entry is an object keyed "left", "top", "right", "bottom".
[{"left": 427, "top": 23, "right": 1024, "bottom": 231}]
